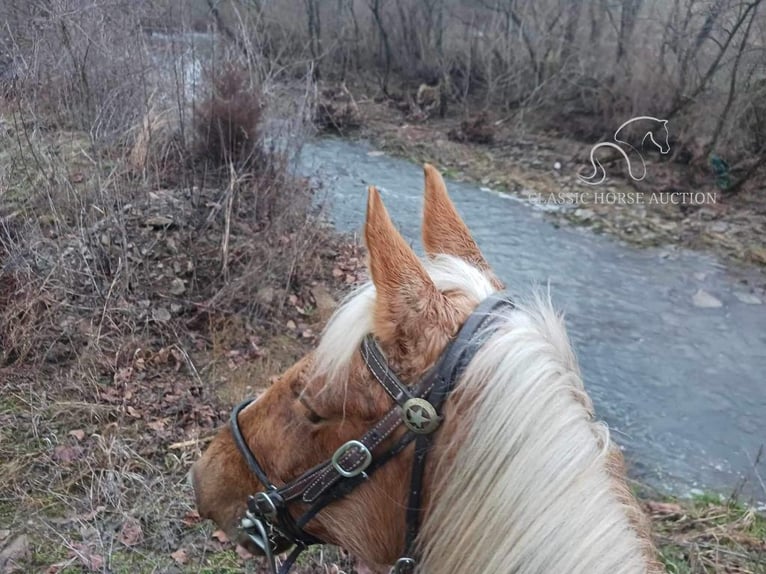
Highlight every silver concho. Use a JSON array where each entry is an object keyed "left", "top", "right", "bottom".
[{"left": 401, "top": 398, "right": 440, "bottom": 434}]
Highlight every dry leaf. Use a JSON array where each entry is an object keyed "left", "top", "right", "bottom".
[
  {"left": 170, "top": 548, "right": 189, "bottom": 565},
  {"left": 69, "top": 544, "right": 104, "bottom": 572},
  {"left": 118, "top": 518, "right": 143, "bottom": 547},
  {"left": 52, "top": 445, "right": 84, "bottom": 464},
  {"left": 645, "top": 501, "right": 683, "bottom": 515},
  {"left": 181, "top": 510, "right": 201, "bottom": 526},
  {"left": 146, "top": 419, "right": 166, "bottom": 432},
  {"left": 235, "top": 544, "right": 254, "bottom": 560},
  {"left": 212, "top": 529, "right": 229, "bottom": 543},
  {"left": 78, "top": 506, "right": 105, "bottom": 522},
  {"left": 69, "top": 429, "right": 86, "bottom": 441}
]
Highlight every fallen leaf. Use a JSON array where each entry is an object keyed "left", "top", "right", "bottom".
[
  {"left": 146, "top": 419, "right": 166, "bottom": 432},
  {"left": 235, "top": 544, "right": 254, "bottom": 560},
  {"left": 645, "top": 501, "right": 683, "bottom": 515},
  {"left": 170, "top": 548, "right": 189, "bottom": 565},
  {"left": 126, "top": 406, "right": 141, "bottom": 418},
  {"left": 77, "top": 506, "right": 106, "bottom": 522},
  {"left": 52, "top": 445, "right": 84, "bottom": 464},
  {"left": 118, "top": 518, "right": 143, "bottom": 547},
  {"left": 69, "top": 429, "right": 86, "bottom": 441},
  {"left": 212, "top": 529, "right": 229, "bottom": 543},
  {"left": 285, "top": 320, "right": 297, "bottom": 330},
  {"left": 181, "top": 510, "right": 201, "bottom": 526}
]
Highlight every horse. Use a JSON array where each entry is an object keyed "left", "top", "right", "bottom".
[
  {"left": 578, "top": 116, "right": 671, "bottom": 185},
  {"left": 191, "top": 165, "right": 663, "bottom": 574}
]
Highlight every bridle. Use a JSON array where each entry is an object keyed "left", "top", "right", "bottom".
[{"left": 230, "top": 292, "right": 513, "bottom": 574}]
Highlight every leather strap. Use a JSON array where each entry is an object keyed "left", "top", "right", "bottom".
[
  {"left": 361, "top": 335, "right": 414, "bottom": 406},
  {"left": 400, "top": 292, "right": 514, "bottom": 559}
]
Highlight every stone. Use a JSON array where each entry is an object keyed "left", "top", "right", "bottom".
[
  {"left": 692, "top": 289, "right": 723, "bottom": 308},
  {"left": 169, "top": 278, "right": 185, "bottom": 296},
  {"left": 144, "top": 215, "right": 174, "bottom": 229},
  {"left": 152, "top": 307, "right": 171, "bottom": 322},
  {"left": 733, "top": 292, "right": 762, "bottom": 305}
]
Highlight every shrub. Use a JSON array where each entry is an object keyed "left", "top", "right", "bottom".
[{"left": 195, "top": 66, "right": 264, "bottom": 168}]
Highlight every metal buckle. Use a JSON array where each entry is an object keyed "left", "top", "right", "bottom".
[
  {"left": 392, "top": 556, "right": 416, "bottom": 574},
  {"left": 249, "top": 491, "right": 278, "bottom": 519},
  {"left": 331, "top": 440, "right": 372, "bottom": 478},
  {"left": 401, "top": 397, "right": 440, "bottom": 434}
]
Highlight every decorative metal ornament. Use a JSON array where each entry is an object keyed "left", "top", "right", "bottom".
[{"left": 401, "top": 398, "right": 440, "bottom": 434}]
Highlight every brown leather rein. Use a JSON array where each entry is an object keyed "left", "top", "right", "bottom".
[{"left": 230, "top": 292, "right": 514, "bottom": 574}]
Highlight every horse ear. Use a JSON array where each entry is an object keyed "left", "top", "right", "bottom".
[
  {"left": 365, "top": 186, "right": 443, "bottom": 339},
  {"left": 422, "top": 164, "right": 504, "bottom": 287}
]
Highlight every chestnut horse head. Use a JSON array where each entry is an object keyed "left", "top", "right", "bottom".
[{"left": 191, "top": 165, "right": 662, "bottom": 573}]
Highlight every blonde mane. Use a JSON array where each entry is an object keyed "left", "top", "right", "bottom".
[{"left": 314, "top": 255, "right": 659, "bottom": 574}]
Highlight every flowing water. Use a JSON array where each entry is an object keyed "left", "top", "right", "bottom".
[{"left": 299, "top": 138, "right": 766, "bottom": 501}]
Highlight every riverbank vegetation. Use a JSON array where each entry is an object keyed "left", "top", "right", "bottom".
[
  {"left": 0, "top": 1, "right": 764, "bottom": 573},
  {"left": 188, "top": 0, "right": 766, "bottom": 269}
]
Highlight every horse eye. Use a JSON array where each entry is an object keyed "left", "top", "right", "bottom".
[{"left": 298, "top": 395, "right": 324, "bottom": 424}]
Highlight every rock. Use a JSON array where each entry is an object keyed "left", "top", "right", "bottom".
[
  {"left": 692, "top": 289, "right": 723, "bottom": 308},
  {"left": 256, "top": 286, "right": 275, "bottom": 307},
  {"left": 733, "top": 291, "right": 762, "bottom": 305},
  {"left": 748, "top": 246, "right": 766, "bottom": 265},
  {"left": 169, "top": 278, "right": 185, "bottom": 296},
  {"left": 310, "top": 284, "right": 336, "bottom": 321},
  {"left": 573, "top": 208, "right": 595, "bottom": 221},
  {"left": 143, "top": 215, "right": 174, "bottom": 229},
  {"left": 0, "top": 534, "right": 29, "bottom": 572},
  {"left": 152, "top": 307, "right": 171, "bottom": 322}
]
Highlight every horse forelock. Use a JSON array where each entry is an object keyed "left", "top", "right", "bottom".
[
  {"left": 312, "top": 254, "right": 494, "bottom": 387},
  {"left": 418, "top": 294, "right": 663, "bottom": 574}
]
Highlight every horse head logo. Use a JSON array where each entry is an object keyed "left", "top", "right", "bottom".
[{"left": 578, "top": 117, "right": 671, "bottom": 186}]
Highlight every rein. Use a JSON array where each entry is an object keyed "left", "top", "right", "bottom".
[{"left": 230, "top": 292, "right": 514, "bottom": 574}]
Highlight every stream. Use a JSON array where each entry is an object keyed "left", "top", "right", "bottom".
[{"left": 299, "top": 137, "right": 766, "bottom": 502}]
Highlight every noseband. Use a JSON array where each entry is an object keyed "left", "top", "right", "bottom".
[{"left": 230, "top": 292, "right": 513, "bottom": 574}]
